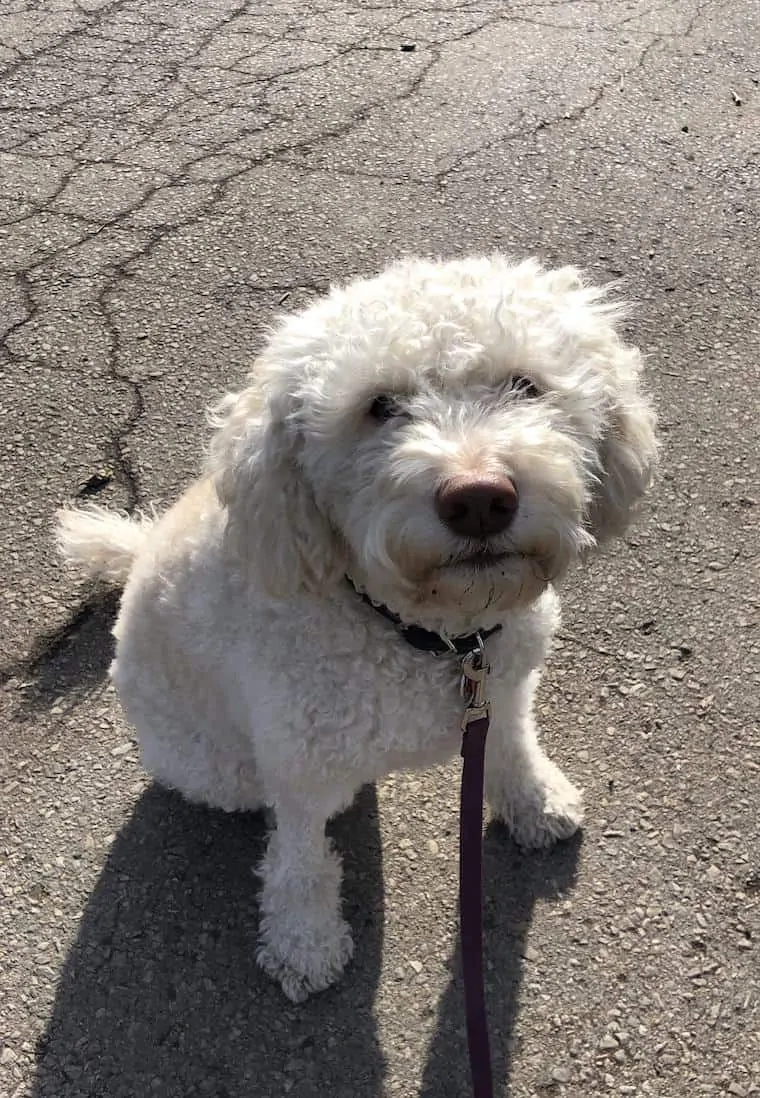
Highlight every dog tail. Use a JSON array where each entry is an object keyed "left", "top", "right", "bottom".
[{"left": 55, "top": 505, "right": 154, "bottom": 585}]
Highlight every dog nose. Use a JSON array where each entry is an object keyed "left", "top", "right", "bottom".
[{"left": 435, "top": 476, "right": 519, "bottom": 538}]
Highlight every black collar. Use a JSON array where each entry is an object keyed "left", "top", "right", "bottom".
[{"left": 347, "top": 578, "right": 502, "bottom": 656}]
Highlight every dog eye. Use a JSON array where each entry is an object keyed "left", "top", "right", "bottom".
[
  {"left": 508, "top": 375, "right": 541, "bottom": 399},
  {"left": 368, "top": 394, "right": 406, "bottom": 421}
]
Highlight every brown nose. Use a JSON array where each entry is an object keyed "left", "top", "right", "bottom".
[{"left": 435, "top": 476, "right": 519, "bottom": 538}]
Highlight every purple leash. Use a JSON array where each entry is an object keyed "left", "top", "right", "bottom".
[{"left": 459, "top": 644, "right": 494, "bottom": 1098}]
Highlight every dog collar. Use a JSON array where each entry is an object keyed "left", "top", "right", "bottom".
[{"left": 346, "top": 577, "right": 502, "bottom": 656}]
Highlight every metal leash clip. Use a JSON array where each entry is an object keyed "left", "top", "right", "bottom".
[{"left": 460, "top": 634, "right": 491, "bottom": 731}]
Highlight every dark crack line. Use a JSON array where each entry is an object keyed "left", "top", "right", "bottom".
[
  {"left": 0, "top": 0, "right": 690, "bottom": 274},
  {"left": 0, "top": 269, "right": 38, "bottom": 360},
  {"left": 432, "top": 26, "right": 677, "bottom": 187},
  {"left": 1, "top": 46, "right": 447, "bottom": 279},
  {"left": 94, "top": 271, "right": 145, "bottom": 514},
  {"left": 0, "top": 0, "right": 139, "bottom": 80}
]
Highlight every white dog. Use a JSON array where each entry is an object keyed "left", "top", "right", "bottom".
[{"left": 57, "top": 256, "right": 657, "bottom": 1002}]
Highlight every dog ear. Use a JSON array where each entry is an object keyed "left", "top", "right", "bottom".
[
  {"left": 208, "top": 377, "right": 346, "bottom": 599},
  {"left": 587, "top": 348, "right": 658, "bottom": 543}
]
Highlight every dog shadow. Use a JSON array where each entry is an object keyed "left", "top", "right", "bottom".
[
  {"left": 420, "top": 824, "right": 582, "bottom": 1097},
  {"left": 22, "top": 592, "right": 579, "bottom": 1098},
  {"left": 32, "top": 784, "right": 387, "bottom": 1098},
  {"left": 2, "top": 589, "right": 120, "bottom": 715}
]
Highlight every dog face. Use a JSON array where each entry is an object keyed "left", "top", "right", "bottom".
[{"left": 211, "top": 257, "right": 657, "bottom": 627}]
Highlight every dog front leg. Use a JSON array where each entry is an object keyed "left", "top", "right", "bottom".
[
  {"left": 256, "top": 793, "right": 354, "bottom": 1002},
  {"left": 485, "top": 671, "right": 584, "bottom": 849}
]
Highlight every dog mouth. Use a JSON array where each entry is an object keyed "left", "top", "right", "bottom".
[
  {"left": 437, "top": 546, "right": 555, "bottom": 583},
  {"left": 440, "top": 549, "right": 517, "bottom": 573}
]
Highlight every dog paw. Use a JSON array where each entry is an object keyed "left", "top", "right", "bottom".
[
  {"left": 492, "top": 759, "right": 584, "bottom": 850},
  {"left": 257, "top": 916, "right": 354, "bottom": 1003}
]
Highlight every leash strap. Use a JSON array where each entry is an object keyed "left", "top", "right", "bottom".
[{"left": 460, "top": 652, "right": 494, "bottom": 1098}]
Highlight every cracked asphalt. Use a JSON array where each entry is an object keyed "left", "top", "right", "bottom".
[{"left": 1, "top": 0, "right": 759, "bottom": 1096}]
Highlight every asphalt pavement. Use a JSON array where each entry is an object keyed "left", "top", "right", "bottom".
[{"left": 1, "top": 0, "right": 758, "bottom": 1096}]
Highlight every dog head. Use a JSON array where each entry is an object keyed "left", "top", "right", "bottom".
[{"left": 209, "top": 256, "right": 657, "bottom": 630}]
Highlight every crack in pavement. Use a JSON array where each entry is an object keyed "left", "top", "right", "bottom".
[
  {"left": 432, "top": 0, "right": 710, "bottom": 185},
  {"left": 96, "top": 276, "right": 144, "bottom": 512},
  {"left": 0, "top": 267, "right": 37, "bottom": 361}
]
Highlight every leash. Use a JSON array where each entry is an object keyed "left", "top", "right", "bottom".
[
  {"left": 347, "top": 579, "right": 496, "bottom": 1095},
  {"left": 459, "top": 640, "right": 494, "bottom": 1098}
]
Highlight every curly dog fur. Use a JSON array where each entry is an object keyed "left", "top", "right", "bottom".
[{"left": 57, "top": 255, "right": 657, "bottom": 1002}]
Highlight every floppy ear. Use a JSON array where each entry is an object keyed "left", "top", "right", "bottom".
[
  {"left": 587, "top": 347, "right": 659, "bottom": 543},
  {"left": 208, "top": 380, "right": 345, "bottom": 599}
]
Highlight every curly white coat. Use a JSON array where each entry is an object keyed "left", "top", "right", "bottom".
[{"left": 57, "top": 255, "right": 657, "bottom": 1001}]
